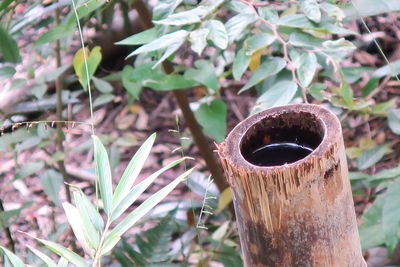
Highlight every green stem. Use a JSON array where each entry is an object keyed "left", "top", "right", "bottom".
[{"left": 92, "top": 219, "right": 111, "bottom": 267}]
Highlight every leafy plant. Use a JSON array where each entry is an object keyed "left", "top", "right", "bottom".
[
  {"left": 113, "top": 210, "right": 180, "bottom": 266},
  {"left": 1, "top": 133, "right": 191, "bottom": 266}
]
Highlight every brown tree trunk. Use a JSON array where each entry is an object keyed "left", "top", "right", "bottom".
[{"left": 218, "top": 104, "right": 366, "bottom": 266}]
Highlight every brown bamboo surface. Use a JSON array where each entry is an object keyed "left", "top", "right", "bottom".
[{"left": 218, "top": 104, "right": 366, "bottom": 267}]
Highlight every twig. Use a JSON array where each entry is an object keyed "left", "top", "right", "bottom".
[
  {"left": 55, "top": 6, "right": 72, "bottom": 204},
  {"left": 55, "top": 5, "right": 77, "bottom": 252}
]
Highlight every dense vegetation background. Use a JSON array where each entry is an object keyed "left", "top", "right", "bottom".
[{"left": 0, "top": 0, "right": 400, "bottom": 266}]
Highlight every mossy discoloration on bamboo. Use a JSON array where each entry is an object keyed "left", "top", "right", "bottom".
[{"left": 218, "top": 104, "right": 365, "bottom": 267}]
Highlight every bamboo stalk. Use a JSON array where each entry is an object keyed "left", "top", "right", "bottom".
[{"left": 218, "top": 104, "right": 365, "bottom": 266}]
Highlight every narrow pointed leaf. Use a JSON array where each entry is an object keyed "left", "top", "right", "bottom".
[
  {"left": 239, "top": 58, "right": 286, "bottom": 93},
  {"left": 75, "top": 190, "right": 104, "bottom": 231},
  {"left": 110, "top": 169, "right": 193, "bottom": 237},
  {"left": 112, "top": 133, "right": 156, "bottom": 209},
  {"left": 73, "top": 192, "right": 100, "bottom": 248},
  {"left": 33, "top": 238, "right": 89, "bottom": 267},
  {"left": 115, "top": 28, "right": 158, "bottom": 46},
  {"left": 27, "top": 245, "right": 58, "bottom": 267},
  {"left": 126, "top": 30, "right": 188, "bottom": 58},
  {"left": 62, "top": 202, "right": 94, "bottom": 256},
  {"left": 0, "top": 245, "right": 25, "bottom": 267},
  {"left": 111, "top": 157, "right": 189, "bottom": 221},
  {"left": 92, "top": 135, "right": 113, "bottom": 216},
  {"left": 233, "top": 49, "right": 250, "bottom": 81}
]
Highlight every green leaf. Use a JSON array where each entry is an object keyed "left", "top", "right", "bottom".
[
  {"left": 110, "top": 169, "right": 193, "bottom": 237},
  {"left": 189, "top": 28, "right": 209, "bottom": 55},
  {"left": 322, "top": 38, "right": 356, "bottom": 51},
  {"left": 295, "top": 52, "right": 317, "bottom": 87},
  {"left": 359, "top": 195, "right": 385, "bottom": 250},
  {"left": 388, "top": 108, "right": 400, "bottom": 135},
  {"left": 144, "top": 74, "right": 198, "bottom": 91},
  {"left": 92, "top": 135, "right": 113, "bottom": 216},
  {"left": 122, "top": 65, "right": 142, "bottom": 100},
  {"left": 72, "top": 192, "right": 100, "bottom": 250},
  {"left": 27, "top": 245, "right": 58, "bottom": 267},
  {"left": 357, "top": 144, "right": 388, "bottom": 170},
  {"left": 342, "top": 66, "right": 373, "bottom": 84},
  {"left": 308, "top": 83, "right": 326, "bottom": 101},
  {"left": 0, "top": 245, "right": 25, "bottom": 267},
  {"left": 244, "top": 33, "right": 276, "bottom": 55},
  {"left": 320, "top": 3, "right": 345, "bottom": 21},
  {"left": 31, "top": 83, "right": 47, "bottom": 99},
  {"left": 194, "top": 99, "right": 227, "bottom": 142},
  {"left": 40, "top": 170, "right": 64, "bottom": 206},
  {"left": 253, "top": 81, "right": 297, "bottom": 112},
  {"left": 0, "top": 202, "right": 32, "bottom": 229},
  {"left": 232, "top": 49, "right": 250, "bottom": 81},
  {"left": 111, "top": 157, "right": 189, "bottom": 221},
  {"left": 126, "top": 30, "right": 188, "bottom": 58},
  {"left": 373, "top": 59, "right": 400, "bottom": 78},
  {"left": 14, "top": 161, "right": 45, "bottom": 181},
  {"left": 344, "top": 0, "right": 400, "bottom": 18},
  {"left": 73, "top": 46, "right": 102, "bottom": 89},
  {"left": 258, "top": 6, "right": 279, "bottom": 23},
  {"left": 0, "top": 25, "right": 20, "bottom": 63},
  {"left": 93, "top": 94, "right": 114, "bottom": 107},
  {"left": 62, "top": 202, "right": 94, "bottom": 256},
  {"left": 0, "top": 0, "right": 14, "bottom": 12},
  {"left": 74, "top": 190, "right": 104, "bottom": 231},
  {"left": 112, "top": 133, "right": 156, "bottom": 209},
  {"left": 184, "top": 60, "right": 218, "bottom": 92},
  {"left": 383, "top": 181, "right": 400, "bottom": 253},
  {"left": 338, "top": 83, "right": 354, "bottom": 108},
  {"left": 362, "top": 77, "right": 379, "bottom": 97},
  {"left": 153, "top": 0, "right": 224, "bottom": 26},
  {"left": 0, "top": 66, "right": 16, "bottom": 81},
  {"left": 225, "top": 14, "right": 256, "bottom": 43},
  {"left": 203, "top": 20, "right": 228, "bottom": 49},
  {"left": 35, "top": 18, "right": 75, "bottom": 46},
  {"left": 300, "top": 0, "right": 321, "bottom": 23},
  {"left": 153, "top": 6, "right": 206, "bottom": 26},
  {"left": 225, "top": 0, "right": 254, "bottom": 14},
  {"left": 289, "top": 31, "right": 324, "bottom": 49},
  {"left": 278, "top": 14, "right": 317, "bottom": 29},
  {"left": 92, "top": 77, "right": 113, "bottom": 93},
  {"left": 115, "top": 28, "right": 158, "bottom": 46},
  {"left": 33, "top": 237, "right": 89, "bottom": 267},
  {"left": 239, "top": 57, "right": 286, "bottom": 93},
  {"left": 370, "top": 99, "right": 395, "bottom": 115}
]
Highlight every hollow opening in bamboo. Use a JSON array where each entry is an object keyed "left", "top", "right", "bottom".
[{"left": 240, "top": 111, "right": 325, "bottom": 167}]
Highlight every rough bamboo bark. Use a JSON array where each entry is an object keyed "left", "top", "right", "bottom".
[{"left": 218, "top": 104, "right": 365, "bottom": 267}]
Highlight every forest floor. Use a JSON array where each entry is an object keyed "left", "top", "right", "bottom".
[{"left": 1, "top": 11, "right": 400, "bottom": 267}]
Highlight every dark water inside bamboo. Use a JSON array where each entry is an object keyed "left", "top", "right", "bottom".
[{"left": 247, "top": 142, "right": 313, "bottom": 166}]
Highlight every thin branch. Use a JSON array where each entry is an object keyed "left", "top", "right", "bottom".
[{"left": 55, "top": 6, "right": 72, "bottom": 204}]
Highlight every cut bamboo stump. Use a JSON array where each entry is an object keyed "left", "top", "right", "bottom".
[{"left": 218, "top": 104, "right": 366, "bottom": 267}]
